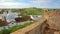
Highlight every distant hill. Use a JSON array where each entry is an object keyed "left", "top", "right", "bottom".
[
  {"left": 19, "top": 8, "right": 48, "bottom": 15},
  {"left": 0, "top": 7, "right": 48, "bottom": 15}
]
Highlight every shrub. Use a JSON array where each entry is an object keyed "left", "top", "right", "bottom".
[
  {"left": 0, "top": 22, "right": 34, "bottom": 34},
  {"left": 15, "top": 16, "right": 31, "bottom": 22}
]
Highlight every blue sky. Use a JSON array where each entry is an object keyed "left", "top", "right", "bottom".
[{"left": 0, "top": 0, "right": 60, "bottom": 8}]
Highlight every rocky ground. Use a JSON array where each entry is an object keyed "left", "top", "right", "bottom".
[{"left": 43, "top": 10, "right": 60, "bottom": 34}]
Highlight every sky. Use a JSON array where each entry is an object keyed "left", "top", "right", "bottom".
[{"left": 0, "top": 0, "right": 60, "bottom": 8}]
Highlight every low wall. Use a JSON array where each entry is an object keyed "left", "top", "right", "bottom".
[{"left": 11, "top": 18, "right": 47, "bottom": 34}]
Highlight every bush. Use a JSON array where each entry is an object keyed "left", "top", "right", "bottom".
[
  {"left": 0, "top": 19, "right": 9, "bottom": 26},
  {"left": 0, "top": 29, "right": 10, "bottom": 34},
  {"left": 0, "top": 22, "right": 34, "bottom": 34},
  {"left": 15, "top": 16, "right": 31, "bottom": 22},
  {"left": 10, "top": 22, "right": 33, "bottom": 33}
]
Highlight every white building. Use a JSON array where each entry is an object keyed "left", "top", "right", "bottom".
[
  {"left": 29, "top": 15, "right": 42, "bottom": 20},
  {"left": 6, "top": 11, "right": 16, "bottom": 22},
  {"left": 2, "top": 10, "right": 18, "bottom": 23},
  {"left": 2, "top": 12, "right": 7, "bottom": 21}
]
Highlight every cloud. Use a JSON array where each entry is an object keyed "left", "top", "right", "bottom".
[
  {"left": 53, "top": 3, "right": 60, "bottom": 7},
  {"left": 0, "top": 0, "right": 15, "bottom": 2},
  {"left": 0, "top": 0, "right": 60, "bottom": 8},
  {"left": 0, "top": 2, "right": 32, "bottom": 8},
  {"left": 30, "top": 0, "right": 51, "bottom": 4},
  {"left": 29, "top": 0, "right": 60, "bottom": 8},
  {"left": 29, "top": 0, "right": 53, "bottom": 8},
  {"left": 30, "top": 0, "right": 50, "bottom": 2},
  {"left": 0, "top": 0, "right": 33, "bottom": 8}
]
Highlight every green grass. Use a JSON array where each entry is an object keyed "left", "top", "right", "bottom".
[
  {"left": 0, "top": 22, "right": 34, "bottom": 34},
  {"left": 21, "top": 9, "right": 45, "bottom": 15}
]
